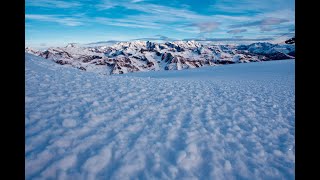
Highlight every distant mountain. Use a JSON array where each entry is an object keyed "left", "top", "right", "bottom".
[
  {"left": 26, "top": 41, "right": 295, "bottom": 75},
  {"left": 25, "top": 47, "right": 41, "bottom": 56}
]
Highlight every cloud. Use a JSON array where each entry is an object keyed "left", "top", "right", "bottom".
[
  {"left": 131, "top": 35, "right": 176, "bottom": 41},
  {"left": 26, "top": 14, "right": 83, "bottom": 26},
  {"left": 210, "top": 0, "right": 295, "bottom": 14},
  {"left": 96, "top": 0, "right": 293, "bottom": 38},
  {"left": 131, "top": 37, "right": 163, "bottom": 41},
  {"left": 26, "top": 0, "right": 82, "bottom": 9},
  {"left": 230, "top": 17, "right": 289, "bottom": 28},
  {"left": 192, "top": 22, "right": 220, "bottom": 33},
  {"left": 131, "top": 0, "right": 145, "bottom": 3},
  {"left": 95, "top": 1, "right": 294, "bottom": 36},
  {"left": 260, "top": 26, "right": 274, "bottom": 32},
  {"left": 229, "top": 17, "right": 289, "bottom": 32},
  {"left": 227, "top": 29, "right": 247, "bottom": 34},
  {"left": 210, "top": 1, "right": 260, "bottom": 13},
  {"left": 86, "top": 40, "right": 124, "bottom": 45},
  {"left": 260, "top": 17, "right": 289, "bottom": 26},
  {"left": 288, "top": 26, "right": 295, "bottom": 31},
  {"left": 26, "top": 0, "right": 295, "bottom": 45},
  {"left": 95, "top": 17, "right": 160, "bottom": 29},
  {"left": 183, "top": 37, "right": 273, "bottom": 42},
  {"left": 260, "top": 24, "right": 295, "bottom": 32},
  {"left": 175, "top": 27, "right": 199, "bottom": 34},
  {"left": 274, "top": 32, "right": 295, "bottom": 39},
  {"left": 118, "top": 3, "right": 208, "bottom": 21},
  {"left": 155, "top": 35, "right": 176, "bottom": 41},
  {"left": 96, "top": 1, "right": 222, "bottom": 31}
]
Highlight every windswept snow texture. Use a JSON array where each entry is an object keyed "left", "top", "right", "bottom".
[{"left": 26, "top": 53, "right": 295, "bottom": 180}]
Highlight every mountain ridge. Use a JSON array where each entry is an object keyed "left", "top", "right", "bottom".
[{"left": 26, "top": 40, "right": 295, "bottom": 75}]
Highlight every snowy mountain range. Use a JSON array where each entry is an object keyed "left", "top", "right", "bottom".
[{"left": 25, "top": 41, "right": 295, "bottom": 75}]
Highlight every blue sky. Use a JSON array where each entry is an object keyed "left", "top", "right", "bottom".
[{"left": 25, "top": 0, "right": 295, "bottom": 47}]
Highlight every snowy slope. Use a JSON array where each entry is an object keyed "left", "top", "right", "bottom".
[{"left": 26, "top": 53, "right": 295, "bottom": 180}]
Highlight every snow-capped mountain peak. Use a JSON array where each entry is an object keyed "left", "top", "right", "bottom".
[{"left": 25, "top": 41, "right": 295, "bottom": 75}]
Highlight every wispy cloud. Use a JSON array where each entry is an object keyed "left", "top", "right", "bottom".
[
  {"left": 210, "top": 0, "right": 294, "bottom": 13},
  {"left": 260, "top": 26, "right": 274, "bottom": 32},
  {"left": 26, "top": 0, "right": 82, "bottom": 9},
  {"left": 97, "top": 0, "right": 294, "bottom": 38},
  {"left": 95, "top": 1, "right": 279, "bottom": 37},
  {"left": 131, "top": 35, "right": 176, "bottom": 41},
  {"left": 288, "top": 26, "right": 295, "bottom": 31},
  {"left": 86, "top": 40, "right": 124, "bottom": 45},
  {"left": 183, "top": 37, "right": 273, "bottom": 42},
  {"left": 175, "top": 27, "right": 199, "bottom": 34},
  {"left": 96, "top": 0, "right": 224, "bottom": 31},
  {"left": 209, "top": 1, "right": 261, "bottom": 13},
  {"left": 259, "top": 17, "right": 289, "bottom": 26},
  {"left": 131, "top": 0, "right": 145, "bottom": 3},
  {"left": 229, "top": 17, "right": 289, "bottom": 32},
  {"left": 192, "top": 22, "right": 220, "bottom": 33},
  {"left": 26, "top": 0, "right": 295, "bottom": 45},
  {"left": 227, "top": 29, "right": 247, "bottom": 34},
  {"left": 154, "top": 35, "right": 176, "bottom": 41},
  {"left": 95, "top": 17, "right": 160, "bottom": 29},
  {"left": 230, "top": 17, "right": 289, "bottom": 28},
  {"left": 26, "top": 14, "right": 83, "bottom": 26}
]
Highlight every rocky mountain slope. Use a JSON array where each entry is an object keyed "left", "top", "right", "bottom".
[{"left": 26, "top": 41, "right": 295, "bottom": 75}]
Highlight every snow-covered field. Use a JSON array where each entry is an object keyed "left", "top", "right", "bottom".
[{"left": 25, "top": 53, "right": 295, "bottom": 179}]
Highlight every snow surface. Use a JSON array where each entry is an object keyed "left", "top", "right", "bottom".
[{"left": 26, "top": 53, "right": 295, "bottom": 180}]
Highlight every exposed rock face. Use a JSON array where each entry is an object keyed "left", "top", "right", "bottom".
[
  {"left": 110, "top": 57, "right": 143, "bottom": 74},
  {"left": 161, "top": 52, "right": 174, "bottom": 62},
  {"left": 146, "top": 41, "right": 159, "bottom": 51},
  {"left": 285, "top": 37, "right": 295, "bottom": 44},
  {"left": 26, "top": 41, "right": 295, "bottom": 75}
]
